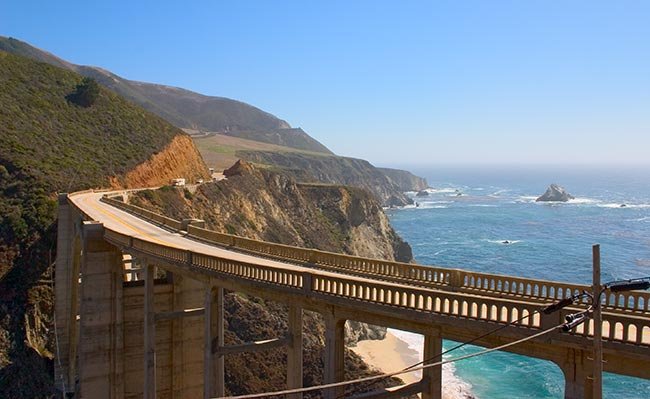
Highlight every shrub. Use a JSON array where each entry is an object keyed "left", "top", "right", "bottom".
[{"left": 67, "top": 77, "right": 100, "bottom": 107}]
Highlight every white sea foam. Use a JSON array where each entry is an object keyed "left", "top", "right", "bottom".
[
  {"left": 488, "top": 189, "right": 510, "bottom": 197},
  {"left": 388, "top": 329, "right": 476, "bottom": 399},
  {"left": 567, "top": 197, "right": 599, "bottom": 204},
  {"left": 484, "top": 239, "right": 521, "bottom": 245},
  {"left": 518, "top": 196, "right": 611, "bottom": 206},
  {"left": 516, "top": 196, "right": 538, "bottom": 203},
  {"left": 415, "top": 202, "right": 450, "bottom": 209},
  {"left": 599, "top": 203, "right": 650, "bottom": 209},
  {"left": 432, "top": 188, "right": 461, "bottom": 194}
]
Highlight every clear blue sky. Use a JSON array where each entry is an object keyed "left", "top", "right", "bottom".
[{"left": 3, "top": 1, "right": 650, "bottom": 166}]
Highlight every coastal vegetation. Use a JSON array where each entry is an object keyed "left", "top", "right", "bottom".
[
  {"left": 0, "top": 36, "right": 333, "bottom": 154},
  {"left": 0, "top": 50, "right": 204, "bottom": 396}
]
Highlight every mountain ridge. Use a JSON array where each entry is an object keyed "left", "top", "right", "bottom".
[
  {"left": 0, "top": 36, "right": 429, "bottom": 206},
  {"left": 0, "top": 36, "right": 332, "bottom": 154}
]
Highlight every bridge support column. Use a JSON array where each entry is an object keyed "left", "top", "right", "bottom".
[
  {"left": 422, "top": 330, "right": 443, "bottom": 399},
  {"left": 204, "top": 285, "right": 225, "bottom": 399},
  {"left": 323, "top": 313, "right": 345, "bottom": 399},
  {"left": 559, "top": 349, "right": 593, "bottom": 399},
  {"left": 54, "top": 194, "right": 75, "bottom": 394},
  {"left": 144, "top": 262, "right": 156, "bottom": 399},
  {"left": 287, "top": 305, "right": 303, "bottom": 399},
  {"left": 78, "top": 221, "right": 124, "bottom": 399}
]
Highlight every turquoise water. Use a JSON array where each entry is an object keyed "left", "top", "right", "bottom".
[{"left": 386, "top": 165, "right": 650, "bottom": 398}]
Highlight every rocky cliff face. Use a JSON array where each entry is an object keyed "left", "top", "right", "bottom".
[
  {"left": 377, "top": 167, "right": 429, "bottom": 192},
  {"left": 128, "top": 161, "right": 417, "bottom": 394},
  {"left": 236, "top": 150, "right": 415, "bottom": 207},
  {"left": 110, "top": 135, "right": 208, "bottom": 188},
  {"left": 132, "top": 160, "right": 413, "bottom": 262}
]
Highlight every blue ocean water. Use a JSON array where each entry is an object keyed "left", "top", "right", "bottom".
[{"left": 386, "top": 165, "right": 650, "bottom": 398}]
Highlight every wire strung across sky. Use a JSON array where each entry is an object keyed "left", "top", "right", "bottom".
[
  {"left": 213, "top": 311, "right": 589, "bottom": 399},
  {"left": 212, "top": 276, "right": 647, "bottom": 399}
]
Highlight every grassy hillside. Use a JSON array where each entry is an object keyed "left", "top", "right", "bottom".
[
  {"left": 0, "top": 50, "right": 206, "bottom": 397},
  {"left": 0, "top": 36, "right": 333, "bottom": 155},
  {"left": 192, "top": 132, "right": 331, "bottom": 170}
]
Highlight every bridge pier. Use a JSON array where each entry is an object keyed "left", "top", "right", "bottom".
[
  {"left": 78, "top": 221, "right": 124, "bottom": 399},
  {"left": 559, "top": 349, "right": 593, "bottom": 399},
  {"left": 54, "top": 194, "right": 82, "bottom": 395},
  {"left": 144, "top": 262, "right": 156, "bottom": 399},
  {"left": 204, "top": 285, "right": 225, "bottom": 399},
  {"left": 422, "top": 329, "right": 443, "bottom": 399},
  {"left": 287, "top": 305, "right": 303, "bottom": 399},
  {"left": 323, "top": 313, "right": 346, "bottom": 399}
]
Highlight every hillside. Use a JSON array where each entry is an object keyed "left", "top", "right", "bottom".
[
  {"left": 191, "top": 132, "right": 332, "bottom": 170},
  {"left": 0, "top": 36, "right": 333, "bottom": 154},
  {"left": 0, "top": 50, "right": 411, "bottom": 397},
  {"left": 235, "top": 150, "right": 415, "bottom": 206},
  {"left": 0, "top": 37, "right": 430, "bottom": 204},
  {"left": 0, "top": 50, "right": 208, "bottom": 397}
]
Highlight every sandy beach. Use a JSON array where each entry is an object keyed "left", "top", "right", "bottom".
[
  {"left": 351, "top": 331, "right": 422, "bottom": 385},
  {"left": 352, "top": 331, "right": 474, "bottom": 399}
]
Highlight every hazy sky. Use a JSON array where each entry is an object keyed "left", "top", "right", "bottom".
[{"left": 4, "top": 1, "right": 650, "bottom": 166}]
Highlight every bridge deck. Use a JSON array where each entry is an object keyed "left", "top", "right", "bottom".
[{"left": 68, "top": 190, "right": 650, "bottom": 382}]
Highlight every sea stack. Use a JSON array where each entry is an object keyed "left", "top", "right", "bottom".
[
  {"left": 536, "top": 184, "right": 575, "bottom": 202},
  {"left": 416, "top": 190, "right": 429, "bottom": 197}
]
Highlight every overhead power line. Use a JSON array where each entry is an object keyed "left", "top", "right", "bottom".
[
  {"left": 342, "top": 292, "right": 589, "bottom": 398},
  {"left": 212, "top": 276, "right": 645, "bottom": 399},
  {"left": 213, "top": 315, "right": 584, "bottom": 399}
]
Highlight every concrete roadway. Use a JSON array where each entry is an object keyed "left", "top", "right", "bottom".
[{"left": 70, "top": 191, "right": 539, "bottom": 307}]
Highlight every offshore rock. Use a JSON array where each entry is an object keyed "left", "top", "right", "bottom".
[
  {"left": 416, "top": 190, "right": 429, "bottom": 197},
  {"left": 536, "top": 184, "right": 575, "bottom": 202}
]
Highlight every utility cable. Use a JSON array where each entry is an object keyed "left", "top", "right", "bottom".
[
  {"left": 213, "top": 319, "right": 573, "bottom": 399},
  {"left": 341, "top": 291, "right": 589, "bottom": 398}
]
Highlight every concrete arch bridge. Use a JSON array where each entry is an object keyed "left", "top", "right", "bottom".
[{"left": 54, "top": 190, "right": 650, "bottom": 399}]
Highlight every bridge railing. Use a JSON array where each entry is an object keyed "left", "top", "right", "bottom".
[
  {"left": 98, "top": 225, "right": 650, "bottom": 347},
  {"left": 186, "top": 223, "right": 650, "bottom": 313},
  {"left": 96, "top": 194, "right": 650, "bottom": 314}
]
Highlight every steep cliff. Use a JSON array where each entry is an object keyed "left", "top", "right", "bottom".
[
  {"left": 377, "top": 167, "right": 429, "bottom": 192},
  {"left": 129, "top": 161, "right": 416, "bottom": 395},
  {"left": 0, "top": 50, "right": 208, "bottom": 397},
  {"left": 131, "top": 160, "right": 412, "bottom": 262},
  {"left": 236, "top": 150, "right": 415, "bottom": 207},
  {"left": 110, "top": 135, "right": 208, "bottom": 188}
]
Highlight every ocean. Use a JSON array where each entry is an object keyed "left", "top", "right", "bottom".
[{"left": 384, "top": 165, "right": 650, "bottom": 399}]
